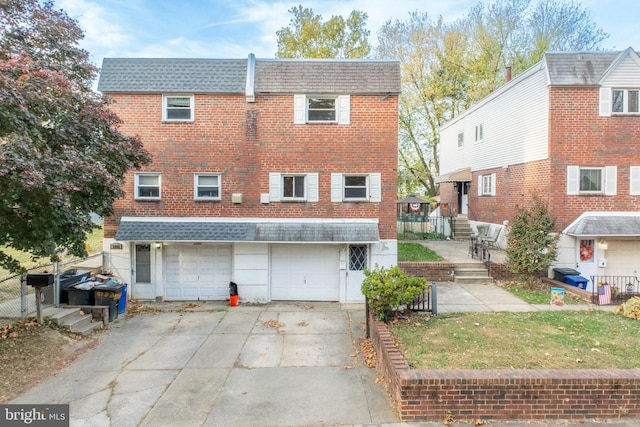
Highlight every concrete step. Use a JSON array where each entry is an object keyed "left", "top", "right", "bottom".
[
  {"left": 455, "top": 267, "right": 491, "bottom": 277},
  {"left": 44, "top": 307, "right": 105, "bottom": 336},
  {"left": 454, "top": 275, "right": 495, "bottom": 285}
]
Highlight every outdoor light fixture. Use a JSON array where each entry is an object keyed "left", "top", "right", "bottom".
[
  {"left": 155, "top": 242, "right": 162, "bottom": 249},
  {"left": 599, "top": 239, "right": 608, "bottom": 250}
]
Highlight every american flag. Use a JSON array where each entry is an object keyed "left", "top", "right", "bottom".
[{"left": 598, "top": 284, "right": 612, "bottom": 305}]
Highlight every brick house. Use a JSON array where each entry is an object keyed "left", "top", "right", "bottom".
[
  {"left": 97, "top": 55, "right": 400, "bottom": 302},
  {"left": 437, "top": 48, "right": 640, "bottom": 290}
]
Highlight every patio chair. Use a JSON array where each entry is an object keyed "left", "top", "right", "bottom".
[{"left": 480, "top": 226, "right": 501, "bottom": 248}]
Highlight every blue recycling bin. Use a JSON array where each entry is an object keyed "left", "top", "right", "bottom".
[
  {"left": 118, "top": 283, "right": 128, "bottom": 315},
  {"left": 564, "top": 275, "right": 588, "bottom": 290}
]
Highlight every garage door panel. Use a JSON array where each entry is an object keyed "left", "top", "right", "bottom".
[
  {"left": 271, "top": 245, "right": 339, "bottom": 301},
  {"left": 164, "top": 245, "right": 232, "bottom": 301}
]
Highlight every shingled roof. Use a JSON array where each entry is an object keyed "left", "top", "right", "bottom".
[
  {"left": 544, "top": 51, "right": 621, "bottom": 86},
  {"left": 98, "top": 55, "right": 401, "bottom": 95}
]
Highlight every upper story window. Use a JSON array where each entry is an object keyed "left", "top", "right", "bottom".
[
  {"left": 282, "top": 175, "right": 306, "bottom": 199},
  {"left": 269, "top": 172, "right": 318, "bottom": 202},
  {"left": 475, "top": 123, "right": 484, "bottom": 142},
  {"left": 135, "top": 173, "right": 161, "bottom": 200},
  {"left": 478, "top": 173, "right": 496, "bottom": 196},
  {"left": 308, "top": 97, "right": 336, "bottom": 121},
  {"left": 579, "top": 168, "right": 603, "bottom": 192},
  {"left": 163, "top": 95, "right": 194, "bottom": 121},
  {"left": 194, "top": 174, "right": 221, "bottom": 200},
  {"left": 457, "top": 131, "right": 464, "bottom": 149},
  {"left": 294, "top": 95, "right": 350, "bottom": 124},
  {"left": 567, "top": 166, "right": 617, "bottom": 195},
  {"left": 612, "top": 89, "right": 639, "bottom": 114},
  {"left": 331, "top": 173, "right": 381, "bottom": 202}
]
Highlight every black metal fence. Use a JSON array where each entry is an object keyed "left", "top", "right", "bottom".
[
  {"left": 590, "top": 275, "right": 640, "bottom": 305},
  {"left": 409, "top": 282, "right": 437, "bottom": 315},
  {"left": 469, "top": 239, "right": 492, "bottom": 276},
  {"left": 0, "top": 253, "right": 104, "bottom": 320}
]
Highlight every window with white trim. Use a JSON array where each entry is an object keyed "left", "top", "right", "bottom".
[
  {"left": 135, "top": 173, "right": 161, "bottom": 199},
  {"left": 612, "top": 89, "right": 640, "bottom": 114},
  {"left": 477, "top": 173, "right": 496, "bottom": 196},
  {"left": 294, "top": 95, "right": 350, "bottom": 124},
  {"left": 475, "top": 123, "right": 484, "bottom": 142},
  {"left": 330, "top": 173, "right": 381, "bottom": 202},
  {"left": 567, "top": 166, "right": 617, "bottom": 195},
  {"left": 457, "top": 131, "right": 464, "bottom": 149},
  {"left": 163, "top": 95, "right": 194, "bottom": 121},
  {"left": 269, "top": 173, "right": 318, "bottom": 202},
  {"left": 282, "top": 175, "right": 306, "bottom": 199},
  {"left": 194, "top": 174, "right": 221, "bottom": 200}
]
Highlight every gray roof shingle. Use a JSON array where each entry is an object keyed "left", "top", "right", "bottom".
[
  {"left": 255, "top": 59, "right": 401, "bottom": 94},
  {"left": 98, "top": 58, "right": 248, "bottom": 93},
  {"left": 565, "top": 215, "right": 640, "bottom": 236},
  {"left": 544, "top": 51, "right": 622, "bottom": 86},
  {"left": 115, "top": 220, "right": 379, "bottom": 243},
  {"left": 97, "top": 57, "right": 401, "bottom": 94}
]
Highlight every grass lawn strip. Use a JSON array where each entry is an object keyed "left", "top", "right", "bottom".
[{"left": 391, "top": 310, "right": 640, "bottom": 369}]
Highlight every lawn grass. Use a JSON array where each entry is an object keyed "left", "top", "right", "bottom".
[
  {"left": 500, "top": 281, "right": 586, "bottom": 305},
  {"left": 391, "top": 309, "right": 640, "bottom": 369},
  {"left": 0, "top": 226, "right": 104, "bottom": 278},
  {"left": 398, "top": 242, "right": 444, "bottom": 262}
]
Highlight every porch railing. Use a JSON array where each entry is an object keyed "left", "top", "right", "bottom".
[
  {"left": 469, "top": 238, "right": 491, "bottom": 276},
  {"left": 590, "top": 275, "right": 640, "bottom": 305}
]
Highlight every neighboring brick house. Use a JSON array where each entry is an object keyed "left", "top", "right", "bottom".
[
  {"left": 97, "top": 55, "right": 400, "bottom": 302},
  {"left": 437, "top": 48, "right": 640, "bottom": 290}
]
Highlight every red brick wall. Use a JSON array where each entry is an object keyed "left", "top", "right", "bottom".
[
  {"left": 103, "top": 93, "right": 398, "bottom": 238},
  {"left": 548, "top": 87, "right": 640, "bottom": 229},
  {"left": 369, "top": 314, "right": 640, "bottom": 422}
]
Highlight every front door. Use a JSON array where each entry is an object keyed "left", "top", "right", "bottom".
[
  {"left": 133, "top": 244, "right": 154, "bottom": 299},
  {"left": 460, "top": 182, "right": 469, "bottom": 215},
  {"left": 345, "top": 244, "right": 368, "bottom": 302},
  {"left": 577, "top": 239, "right": 597, "bottom": 291}
]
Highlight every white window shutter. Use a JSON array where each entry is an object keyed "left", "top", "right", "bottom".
[
  {"left": 331, "top": 173, "right": 343, "bottom": 202},
  {"left": 631, "top": 167, "right": 640, "bottom": 195},
  {"left": 567, "top": 166, "right": 579, "bottom": 195},
  {"left": 294, "top": 95, "right": 306, "bottom": 124},
  {"left": 477, "top": 176, "right": 483, "bottom": 196},
  {"left": 307, "top": 173, "right": 319, "bottom": 202},
  {"left": 599, "top": 87, "right": 611, "bottom": 117},
  {"left": 369, "top": 173, "right": 381, "bottom": 202},
  {"left": 604, "top": 166, "right": 617, "bottom": 195},
  {"left": 337, "top": 95, "right": 350, "bottom": 124},
  {"left": 269, "top": 173, "right": 281, "bottom": 201},
  {"left": 490, "top": 173, "right": 496, "bottom": 196}
]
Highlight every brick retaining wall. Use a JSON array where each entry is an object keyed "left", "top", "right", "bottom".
[
  {"left": 369, "top": 315, "right": 640, "bottom": 422},
  {"left": 398, "top": 261, "right": 455, "bottom": 282}
]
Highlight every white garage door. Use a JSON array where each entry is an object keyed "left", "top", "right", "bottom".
[
  {"left": 164, "top": 245, "right": 232, "bottom": 300},
  {"left": 271, "top": 245, "right": 339, "bottom": 301}
]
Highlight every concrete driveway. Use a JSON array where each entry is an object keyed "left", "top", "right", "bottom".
[{"left": 12, "top": 301, "right": 398, "bottom": 427}]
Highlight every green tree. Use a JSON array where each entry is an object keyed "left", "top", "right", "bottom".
[
  {"left": 505, "top": 196, "right": 559, "bottom": 288},
  {"left": 276, "top": 5, "right": 371, "bottom": 58},
  {"left": 0, "top": 0, "right": 151, "bottom": 272},
  {"left": 377, "top": 0, "right": 607, "bottom": 196}
]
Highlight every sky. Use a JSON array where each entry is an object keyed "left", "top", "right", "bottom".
[{"left": 54, "top": 0, "right": 640, "bottom": 69}]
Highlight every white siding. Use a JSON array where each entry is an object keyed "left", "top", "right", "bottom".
[
  {"left": 601, "top": 56, "right": 640, "bottom": 86},
  {"left": 439, "top": 67, "right": 549, "bottom": 175}
]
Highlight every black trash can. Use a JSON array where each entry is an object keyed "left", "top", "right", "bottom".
[
  {"left": 553, "top": 268, "right": 581, "bottom": 282},
  {"left": 95, "top": 284, "right": 124, "bottom": 322}
]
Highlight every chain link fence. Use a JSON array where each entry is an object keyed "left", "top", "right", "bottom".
[{"left": 0, "top": 252, "right": 104, "bottom": 321}]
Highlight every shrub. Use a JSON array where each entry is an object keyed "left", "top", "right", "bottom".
[
  {"left": 614, "top": 297, "right": 640, "bottom": 319},
  {"left": 361, "top": 265, "right": 426, "bottom": 321}
]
